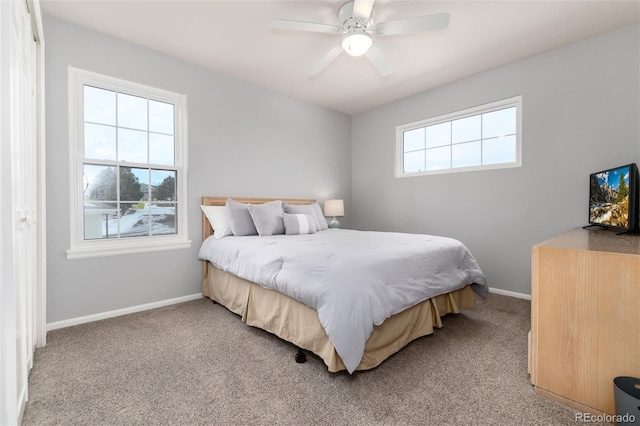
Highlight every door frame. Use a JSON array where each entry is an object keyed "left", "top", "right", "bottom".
[{"left": 29, "top": 0, "right": 47, "bottom": 349}]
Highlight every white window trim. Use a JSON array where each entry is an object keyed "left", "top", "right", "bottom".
[
  {"left": 395, "top": 95, "right": 522, "bottom": 178},
  {"left": 66, "top": 67, "right": 190, "bottom": 260}
]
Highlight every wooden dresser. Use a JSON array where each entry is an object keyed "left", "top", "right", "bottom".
[{"left": 529, "top": 227, "right": 640, "bottom": 415}]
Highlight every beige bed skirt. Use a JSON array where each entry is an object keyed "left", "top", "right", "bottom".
[{"left": 202, "top": 263, "right": 476, "bottom": 372}]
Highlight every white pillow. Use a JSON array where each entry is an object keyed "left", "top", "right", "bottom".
[{"left": 200, "top": 205, "right": 232, "bottom": 239}]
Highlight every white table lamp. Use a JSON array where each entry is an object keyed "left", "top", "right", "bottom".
[{"left": 324, "top": 199, "right": 344, "bottom": 229}]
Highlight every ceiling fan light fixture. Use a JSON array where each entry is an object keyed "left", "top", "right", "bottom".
[{"left": 341, "top": 32, "right": 372, "bottom": 57}]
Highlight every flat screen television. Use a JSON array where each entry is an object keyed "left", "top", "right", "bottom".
[{"left": 588, "top": 163, "right": 639, "bottom": 234}]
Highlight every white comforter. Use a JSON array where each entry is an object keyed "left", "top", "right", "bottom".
[{"left": 198, "top": 229, "right": 487, "bottom": 373}]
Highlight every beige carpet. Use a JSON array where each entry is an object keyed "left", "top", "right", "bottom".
[{"left": 22, "top": 293, "right": 601, "bottom": 425}]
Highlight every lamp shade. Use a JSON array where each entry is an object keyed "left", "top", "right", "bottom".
[
  {"left": 324, "top": 199, "right": 344, "bottom": 217},
  {"left": 341, "top": 33, "right": 372, "bottom": 57}
]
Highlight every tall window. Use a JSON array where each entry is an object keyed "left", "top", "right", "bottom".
[
  {"left": 67, "top": 67, "right": 190, "bottom": 259},
  {"left": 395, "top": 96, "right": 522, "bottom": 177}
]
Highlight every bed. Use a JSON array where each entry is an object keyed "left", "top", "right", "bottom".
[{"left": 199, "top": 196, "right": 487, "bottom": 373}]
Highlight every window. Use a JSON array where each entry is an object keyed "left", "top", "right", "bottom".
[
  {"left": 67, "top": 67, "right": 190, "bottom": 259},
  {"left": 395, "top": 96, "right": 522, "bottom": 177}
]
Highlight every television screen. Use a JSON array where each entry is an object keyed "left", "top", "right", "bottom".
[{"left": 589, "top": 163, "right": 639, "bottom": 231}]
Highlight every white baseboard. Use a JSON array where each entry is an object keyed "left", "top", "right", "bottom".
[
  {"left": 488, "top": 287, "right": 531, "bottom": 300},
  {"left": 47, "top": 293, "right": 203, "bottom": 331}
]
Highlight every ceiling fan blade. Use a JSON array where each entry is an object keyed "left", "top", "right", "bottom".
[
  {"left": 309, "top": 45, "right": 343, "bottom": 76},
  {"left": 375, "top": 13, "right": 450, "bottom": 36},
  {"left": 272, "top": 19, "right": 341, "bottom": 34},
  {"left": 353, "top": 0, "right": 375, "bottom": 20},
  {"left": 365, "top": 44, "right": 393, "bottom": 77}
]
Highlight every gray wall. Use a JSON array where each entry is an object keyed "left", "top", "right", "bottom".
[
  {"left": 351, "top": 24, "right": 640, "bottom": 296},
  {"left": 45, "top": 16, "right": 351, "bottom": 323}
]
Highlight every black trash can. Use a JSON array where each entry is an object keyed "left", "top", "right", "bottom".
[{"left": 614, "top": 376, "right": 640, "bottom": 425}]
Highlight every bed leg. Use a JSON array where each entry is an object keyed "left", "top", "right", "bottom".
[{"left": 295, "top": 348, "right": 307, "bottom": 364}]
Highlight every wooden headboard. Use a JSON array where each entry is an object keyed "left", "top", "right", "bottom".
[{"left": 201, "top": 196, "right": 316, "bottom": 279}]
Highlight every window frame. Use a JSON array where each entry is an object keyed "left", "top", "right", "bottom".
[
  {"left": 395, "top": 96, "right": 522, "bottom": 178},
  {"left": 67, "top": 67, "right": 190, "bottom": 260}
]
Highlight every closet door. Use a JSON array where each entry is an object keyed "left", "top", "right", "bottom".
[
  {"left": 0, "top": 0, "right": 39, "bottom": 424},
  {"left": 10, "top": 0, "right": 38, "bottom": 419}
]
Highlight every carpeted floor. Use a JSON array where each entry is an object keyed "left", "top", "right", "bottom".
[{"left": 22, "top": 293, "right": 601, "bottom": 425}]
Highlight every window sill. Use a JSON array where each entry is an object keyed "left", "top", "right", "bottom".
[
  {"left": 396, "top": 160, "right": 521, "bottom": 178},
  {"left": 66, "top": 238, "right": 192, "bottom": 260}
]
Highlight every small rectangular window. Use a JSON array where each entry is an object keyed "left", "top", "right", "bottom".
[
  {"left": 68, "top": 67, "right": 190, "bottom": 259},
  {"left": 395, "top": 96, "right": 522, "bottom": 177}
]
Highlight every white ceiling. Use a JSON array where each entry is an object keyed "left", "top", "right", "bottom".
[{"left": 42, "top": 0, "right": 640, "bottom": 115}]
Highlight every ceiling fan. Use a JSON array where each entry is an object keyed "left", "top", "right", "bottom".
[{"left": 272, "top": 0, "right": 450, "bottom": 77}]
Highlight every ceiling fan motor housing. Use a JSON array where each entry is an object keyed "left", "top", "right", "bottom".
[{"left": 339, "top": 1, "right": 375, "bottom": 33}]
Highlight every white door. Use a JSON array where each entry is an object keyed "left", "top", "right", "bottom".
[
  {"left": 13, "top": 0, "right": 38, "bottom": 403},
  {"left": 2, "top": 0, "right": 40, "bottom": 423}
]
